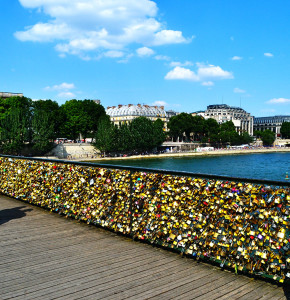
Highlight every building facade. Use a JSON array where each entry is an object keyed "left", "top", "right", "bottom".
[
  {"left": 0, "top": 92, "right": 23, "bottom": 99},
  {"left": 166, "top": 110, "right": 178, "bottom": 119},
  {"left": 106, "top": 104, "right": 167, "bottom": 126},
  {"left": 253, "top": 115, "right": 290, "bottom": 137},
  {"left": 202, "top": 104, "right": 253, "bottom": 135}
]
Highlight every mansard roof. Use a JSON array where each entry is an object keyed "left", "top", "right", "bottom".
[{"left": 106, "top": 104, "right": 166, "bottom": 118}]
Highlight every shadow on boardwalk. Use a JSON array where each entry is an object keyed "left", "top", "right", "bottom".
[{"left": 0, "top": 206, "right": 32, "bottom": 225}]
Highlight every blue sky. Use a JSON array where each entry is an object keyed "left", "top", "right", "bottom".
[{"left": 1, "top": 0, "right": 290, "bottom": 117}]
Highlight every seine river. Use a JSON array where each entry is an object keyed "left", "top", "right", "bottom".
[{"left": 96, "top": 152, "right": 290, "bottom": 182}]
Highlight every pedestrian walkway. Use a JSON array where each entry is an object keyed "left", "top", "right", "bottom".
[{"left": 0, "top": 195, "right": 288, "bottom": 300}]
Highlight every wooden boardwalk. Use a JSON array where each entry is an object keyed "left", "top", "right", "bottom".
[{"left": 0, "top": 195, "right": 289, "bottom": 300}]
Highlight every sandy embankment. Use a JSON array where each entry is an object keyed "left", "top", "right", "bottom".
[{"left": 78, "top": 147, "right": 290, "bottom": 162}]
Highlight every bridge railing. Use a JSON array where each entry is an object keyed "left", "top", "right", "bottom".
[{"left": 0, "top": 155, "right": 289, "bottom": 283}]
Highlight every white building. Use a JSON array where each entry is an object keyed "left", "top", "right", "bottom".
[
  {"left": 202, "top": 104, "right": 253, "bottom": 135},
  {"left": 0, "top": 92, "right": 23, "bottom": 99},
  {"left": 106, "top": 104, "right": 168, "bottom": 127},
  {"left": 254, "top": 115, "right": 290, "bottom": 138}
]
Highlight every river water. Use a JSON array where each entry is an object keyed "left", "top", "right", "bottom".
[{"left": 95, "top": 152, "right": 290, "bottom": 182}]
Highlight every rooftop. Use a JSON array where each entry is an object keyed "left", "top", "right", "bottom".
[
  {"left": 207, "top": 104, "right": 246, "bottom": 112},
  {"left": 0, "top": 92, "right": 23, "bottom": 99},
  {"left": 106, "top": 104, "right": 167, "bottom": 118}
]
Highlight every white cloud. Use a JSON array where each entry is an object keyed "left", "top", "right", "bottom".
[
  {"left": 117, "top": 53, "right": 134, "bottom": 63},
  {"left": 154, "top": 55, "right": 170, "bottom": 61},
  {"left": 151, "top": 30, "right": 192, "bottom": 46},
  {"left": 267, "top": 98, "right": 290, "bottom": 104},
  {"left": 165, "top": 66, "right": 199, "bottom": 81},
  {"left": 45, "top": 82, "right": 75, "bottom": 91},
  {"left": 58, "top": 92, "right": 76, "bottom": 98},
  {"left": 231, "top": 56, "right": 242, "bottom": 61},
  {"left": 151, "top": 100, "right": 167, "bottom": 106},
  {"left": 165, "top": 63, "right": 233, "bottom": 83},
  {"left": 15, "top": 22, "right": 72, "bottom": 42},
  {"left": 136, "top": 46, "right": 154, "bottom": 57},
  {"left": 45, "top": 82, "right": 76, "bottom": 98},
  {"left": 104, "top": 50, "right": 124, "bottom": 58},
  {"left": 234, "top": 88, "right": 246, "bottom": 93},
  {"left": 264, "top": 52, "right": 274, "bottom": 57},
  {"left": 16, "top": 0, "right": 189, "bottom": 58},
  {"left": 170, "top": 61, "right": 193, "bottom": 67},
  {"left": 202, "top": 81, "right": 214, "bottom": 86},
  {"left": 197, "top": 63, "right": 233, "bottom": 80},
  {"left": 261, "top": 109, "right": 276, "bottom": 113}
]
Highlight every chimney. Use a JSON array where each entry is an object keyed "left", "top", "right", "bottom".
[
  {"left": 118, "top": 104, "right": 123, "bottom": 108},
  {"left": 128, "top": 104, "right": 132, "bottom": 107},
  {"left": 107, "top": 106, "right": 111, "bottom": 109},
  {"left": 137, "top": 104, "right": 141, "bottom": 107},
  {"left": 160, "top": 106, "right": 164, "bottom": 110}
]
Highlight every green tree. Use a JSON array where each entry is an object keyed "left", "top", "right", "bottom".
[
  {"left": 239, "top": 132, "right": 253, "bottom": 144},
  {"left": 0, "top": 107, "right": 31, "bottom": 154},
  {"left": 203, "top": 118, "right": 220, "bottom": 143},
  {"left": 261, "top": 130, "right": 275, "bottom": 146},
  {"left": 0, "top": 98, "right": 10, "bottom": 119},
  {"left": 61, "top": 99, "right": 106, "bottom": 141},
  {"left": 220, "top": 121, "right": 236, "bottom": 132},
  {"left": 167, "top": 113, "right": 194, "bottom": 142},
  {"left": 0, "top": 96, "right": 33, "bottom": 154},
  {"left": 81, "top": 100, "right": 106, "bottom": 138},
  {"left": 191, "top": 116, "right": 205, "bottom": 141},
  {"left": 32, "top": 109, "right": 54, "bottom": 153},
  {"left": 254, "top": 130, "right": 263, "bottom": 138},
  {"left": 218, "top": 121, "right": 238, "bottom": 145},
  {"left": 167, "top": 115, "right": 183, "bottom": 141},
  {"left": 94, "top": 116, "right": 117, "bottom": 154},
  {"left": 33, "top": 100, "right": 61, "bottom": 139},
  {"left": 117, "top": 122, "right": 133, "bottom": 152},
  {"left": 280, "top": 122, "right": 290, "bottom": 139},
  {"left": 130, "top": 117, "right": 155, "bottom": 152},
  {"left": 152, "top": 118, "right": 166, "bottom": 147}
]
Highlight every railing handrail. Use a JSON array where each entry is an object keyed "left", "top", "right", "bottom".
[{"left": 0, "top": 154, "right": 289, "bottom": 187}]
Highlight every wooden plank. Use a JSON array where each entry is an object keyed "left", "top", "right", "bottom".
[
  {"left": 1, "top": 244, "right": 146, "bottom": 287},
  {"left": 1, "top": 234, "right": 128, "bottom": 266},
  {"left": 52, "top": 261, "right": 200, "bottom": 300},
  {"left": 237, "top": 282, "right": 286, "bottom": 300},
  {"left": 129, "top": 269, "right": 238, "bottom": 300},
  {"left": 3, "top": 256, "right": 189, "bottom": 299},
  {"left": 217, "top": 280, "right": 266, "bottom": 300},
  {"left": 101, "top": 266, "right": 226, "bottom": 300},
  {"left": 194, "top": 277, "right": 260, "bottom": 300},
  {"left": 143, "top": 269, "right": 231, "bottom": 300}
]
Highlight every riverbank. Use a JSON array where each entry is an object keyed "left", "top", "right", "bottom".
[{"left": 77, "top": 147, "right": 290, "bottom": 162}]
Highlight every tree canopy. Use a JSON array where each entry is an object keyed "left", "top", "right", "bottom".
[
  {"left": 261, "top": 130, "right": 276, "bottom": 146},
  {"left": 167, "top": 113, "right": 195, "bottom": 142},
  {"left": 0, "top": 97, "right": 32, "bottom": 154},
  {"left": 168, "top": 116, "right": 253, "bottom": 146},
  {"left": 280, "top": 122, "right": 290, "bottom": 139},
  {"left": 60, "top": 99, "right": 106, "bottom": 141},
  {"left": 254, "top": 130, "right": 275, "bottom": 146},
  {"left": 0, "top": 96, "right": 107, "bottom": 155},
  {"left": 95, "top": 117, "right": 166, "bottom": 155}
]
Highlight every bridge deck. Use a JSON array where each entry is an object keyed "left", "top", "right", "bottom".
[{"left": 0, "top": 195, "right": 289, "bottom": 300}]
